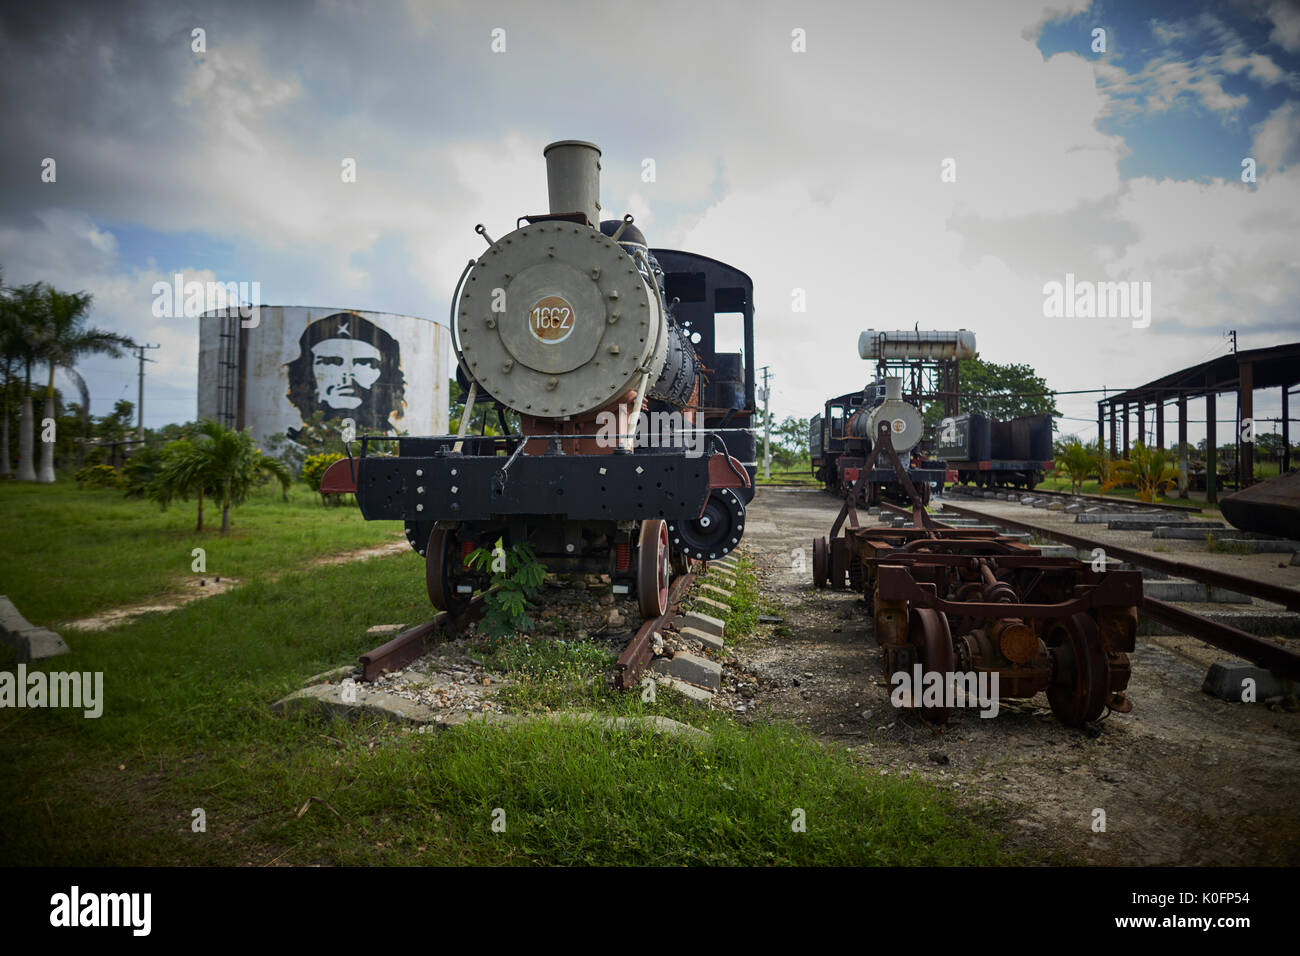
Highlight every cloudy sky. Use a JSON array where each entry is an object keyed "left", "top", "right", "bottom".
[{"left": 2, "top": 0, "right": 1298, "bottom": 449}]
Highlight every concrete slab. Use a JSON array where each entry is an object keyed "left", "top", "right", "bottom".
[
  {"left": 679, "top": 610, "right": 725, "bottom": 637},
  {"left": 695, "top": 596, "right": 731, "bottom": 616},
  {"left": 1139, "top": 609, "right": 1300, "bottom": 638},
  {"left": 271, "top": 682, "right": 443, "bottom": 725},
  {"left": 1151, "top": 525, "right": 1231, "bottom": 539},
  {"left": 1214, "top": 539, "right": 1300, "bottom": 553},
  {"left": 654, "top": 677, "right": 714, "bottom": 707},
  {"left": 0, "top": 596, "right": 70, "bottom": 662},
  {"left": 1035, "top": 545, "right": 1079, "bottom": 559},
  {"left": 1202, "top": 662, "right": 1297, "bottom": 702},
  {"left": 699, "top": 583, "right": 732, "bottom": 602},
  {"left": 1107, "top": 517, "right": 1222, "bottom": 532},
  {"left": 1142, "top": 579, "right": 1253, "bottom": 603},
  {"left": 651, "top": 650, "right": 722, "bottom": 690},
  {"left": 679, "top": 625, "right": 724, "bottom": 652}
]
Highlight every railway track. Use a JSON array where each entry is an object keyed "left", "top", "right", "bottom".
[
  {"left": 945, "top": 483, "right": 1204, "bottom": 514},
  {"left": 614, "top": 571, "right": 697, "bottom": 689},
  {"left": 358, "top": 588, "right": 497, "bottom": 681},
  {"left": 883, "top": 500, "right": 1300, "bottom": 681},
  {"left": 358, "top": 570, "right": 702, "bottom": 690}
]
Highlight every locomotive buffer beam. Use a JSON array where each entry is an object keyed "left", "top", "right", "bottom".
[{"left": 344, "top": 449, "right": 747, "bottom": 523}]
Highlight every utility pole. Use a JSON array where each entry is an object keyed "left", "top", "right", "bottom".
[
  {"left": 760, "top": 365, "right": 772, "bottom": 480},
  {"left": 132, "top": 343, "right": 160, "bottom": 439}
]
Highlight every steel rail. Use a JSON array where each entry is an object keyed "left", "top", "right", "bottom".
[
  {"left": 359, "top": 587, "right": 497, "bottom": 682},
  {"left": 614, "top": 572, "right": 696, "bottom": 689},
  {"left": 947, "top": 485, "right": 1204, "bottom": 514},
  {"left": 925, "top": 500, "right": 1300, "bottom": 612}
]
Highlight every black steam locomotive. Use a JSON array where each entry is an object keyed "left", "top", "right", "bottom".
[
  {"left": 809, "top": 378, "right": 947, "bottom": 505},
  {"left": 324, "top": 141, "right": 756, "bottom": 619}
]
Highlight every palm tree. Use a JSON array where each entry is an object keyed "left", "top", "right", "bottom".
[
  {"left": 1103, "top": 441, "right": 1181, "bottom": 503},
  {"left": 0, "top": 273, "right": 16, "bottom": 478},
  {"left": 5, "top": 281, "right": 46, "bottom": 481},
  {"left": 1053, "top": 438, "right": 1094, "bottom": 494},
  {"left": 31, "top": 286, "right": 131, "bottom": 483},
  {"left": 151, "top": 421, "right": 291, "bottom": 532}
]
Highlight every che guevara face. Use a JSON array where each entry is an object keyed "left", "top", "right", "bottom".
[{"left": 311, "top": 338, "right": 382, "bottom": 410}]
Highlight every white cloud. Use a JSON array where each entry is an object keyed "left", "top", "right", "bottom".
[{"left": 1253, "top": 99, "right": 1300, "bottom": 173}]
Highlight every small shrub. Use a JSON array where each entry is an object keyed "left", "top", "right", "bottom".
[
  {"left": 301, "top": 452, "right": 345, "bottom": 504},
  {"left": 466, "top": 542, "right": 549, "bottom": 638},
  {"left": 74, "top": 463, "right": 120, "bottom": 489}
]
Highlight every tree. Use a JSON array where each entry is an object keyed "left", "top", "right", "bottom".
[
  {"left": 1105, "top": 442, "right": 1180, "bottom": 502},
  {"left": 26, "top": 285, "right": 131, "bottom": 482},
  {"left": 449, "top": 377, "right": 518, "bottom": 437},
  {"left": 1053, "top": 438, "right": 1094, "bottom": 493},
  {"left": 924, "top": 355, "right": 1061, "bottom": 424},
  {"left": 4, "top": 281, "right": 46, "bottom": 481},
  {"left": 152, "top": 421, "right": 291, "bottom": 532},
  {"left": 1092, "top": 440, "right": 1115, "bottom": 493},
  {"left": 770, "top": 415, "right": 811, "bottom": 469},
  {"left": 0, "top": 272, "right": 17, "bottom": 478}
]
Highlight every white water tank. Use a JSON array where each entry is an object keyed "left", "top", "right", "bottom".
[
  {"left": 197, "top": 305, "right": 449, "bottom": 447},
  {"left": 858, "top": 329, "right": 977, "bottom": 361}
]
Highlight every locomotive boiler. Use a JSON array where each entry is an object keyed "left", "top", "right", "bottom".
[{"left": 323, "top": 140, "right": 756, "bottom": 619}]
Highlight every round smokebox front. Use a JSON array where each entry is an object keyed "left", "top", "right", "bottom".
[{"left": 457, "top": 222, "right": 664, "bottom": 418}]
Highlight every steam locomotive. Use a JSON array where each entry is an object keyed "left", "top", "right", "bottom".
[
  {"left": 323, "top": 141, "right": 756, "bottom": 618},
  {"left": 809, "top": 377, "right": 946, "bottom": 505}
]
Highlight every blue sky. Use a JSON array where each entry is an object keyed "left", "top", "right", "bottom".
[{"left": 1039, "top": 1, "right": 1300, "bottom": 182}]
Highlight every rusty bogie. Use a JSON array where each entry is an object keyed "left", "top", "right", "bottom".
[
  {"left": 815, "top": 426, "right": 1141, "bottom": 727},
  {"left": 832, "top": 521, "right": 1140, "bottom": 726}
]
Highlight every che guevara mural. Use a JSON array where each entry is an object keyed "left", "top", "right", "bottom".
[
  {"left": 283, "top": 311, "right": 407, "bottom": 441},
  {"left": 197, "top": 306, "right": 448, "bottom": 449}
]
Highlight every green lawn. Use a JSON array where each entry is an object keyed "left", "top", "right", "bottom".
[
  {"left": 0, "top": 480, "right": 1020, "bottom": 867},
  {"left": 0, "top": 476, "right": 399, "bottom": 625},
  {"left": 755, "top": 466, "right": 820, "bottom": 487}
]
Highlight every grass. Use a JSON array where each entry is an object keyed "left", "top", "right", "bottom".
[
  {"left": 755, "top": 465, "right": 820, "bottom": 487},
  {"left": 0, "top": 476, "right": 398, "bottom": 625},
  {"left": 689, "top": 552, "right": 778, "bottom": 644},
  {"left": 0, "top": 482, "right": 1019, "bottom": 866},
  {"left": 1205, "top": 535, "right": 1254, "bottom": 554}
]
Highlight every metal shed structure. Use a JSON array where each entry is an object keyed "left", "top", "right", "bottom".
[{"left": 1097, "top": 341, "right": 1300, "bottom": 502}]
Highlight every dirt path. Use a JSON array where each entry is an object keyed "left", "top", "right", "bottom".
[
  {"left": 732, "top": 487, "right": 1300, "bottom": 865},
  {"left": 62, "top": 537, "right": 409, "bottom": 632}
]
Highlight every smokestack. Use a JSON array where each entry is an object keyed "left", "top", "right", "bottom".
[{"left": 543, "top": 140, "right": 602, "bottom": 227}]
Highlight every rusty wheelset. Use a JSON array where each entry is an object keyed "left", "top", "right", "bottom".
[{"left": 814, "top": 421, "right": 1140, "bottom": 727}]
